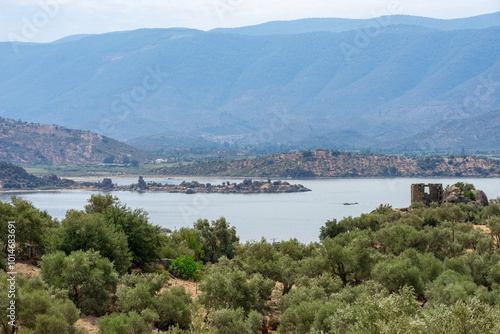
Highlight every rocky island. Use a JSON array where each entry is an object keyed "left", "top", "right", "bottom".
[{"left": 87, "top": 177, "right": 311, "bottom": 194}]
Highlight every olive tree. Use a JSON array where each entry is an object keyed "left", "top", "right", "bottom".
[
  {"left": 198, "top": 257, "right": 274, "bottom": 314},
  {"left": 40, "top": 250, "right": 119, "bottom": 316},
  {"left": 85, "top": 194, "right": 163, "bottom": 267},
  {"left": 194, "top": 217, "right": 239, "bottom": 263},
  {"left": 50, "top": 210, "right": 131, "bottom": 273}
]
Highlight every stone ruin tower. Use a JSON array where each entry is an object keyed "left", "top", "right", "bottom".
[{"left": 411, "top": 183, "right": 444, "bottom": 206}]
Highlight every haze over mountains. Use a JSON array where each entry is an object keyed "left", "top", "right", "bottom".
[{"left": 0, "top": 13, "right": 499, "bottom": 152}]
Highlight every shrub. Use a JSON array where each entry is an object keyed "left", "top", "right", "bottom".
[
  {"left": 194, "top": 217, "right": 239, "bottom": 263},
  {"left": 209, "top": 308, "right": 262, "bottom": 334},
  {"left": 85, "top": 194, "right": 163, "bottom": 267},
  {"left": 153, "top": 287, "right": 193, "bottom": 330},
  {"left": 464, "top": 190, "right": 477, "bottom": 201},
  {"left": 319, "top": 219, "right": 346, "bottom": 240},
  {"left": 169, "top": 255, "right": 204, "bottom": 281},
  {"left": 115, "top": 273, "right": 164, "bottom": 314},
  {"left": 0, "top": 196, "right": 56, "bottom": 258},
  {"left": 98, "top": 311, "right": 152, "bottom": 334}
]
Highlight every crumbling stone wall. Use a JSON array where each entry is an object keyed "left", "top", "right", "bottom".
[{"left": 411, "top": 183, "right": 443, "bottom": 206}]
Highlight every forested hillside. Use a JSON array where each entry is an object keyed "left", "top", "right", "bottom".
[
  {"left": 155, "top": 150, "right": 500, "bottom": 178},
  {"left": 2, "top": 187, "right": 500, "bottom": 333}
]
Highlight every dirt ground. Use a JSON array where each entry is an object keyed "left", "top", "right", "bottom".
[
  {"left": 75, "top": 315, "right": 100, "bottom": 334},
  {"left": 14, "top": 261, "right": 41, "bottom": 277},
  {"left": 162, "top": 276, "right": 202, "bottom": 298},
  {"left": 474, "top": 224, "right": 491, "bottom": 234}
]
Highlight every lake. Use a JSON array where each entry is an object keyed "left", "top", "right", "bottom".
[{"left": 1, "top": 178, "right": 499, "bottom": 243}]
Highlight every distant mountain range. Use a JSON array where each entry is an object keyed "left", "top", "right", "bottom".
[
  {"left": 0, "top": 118, "right": 150, "bottom": 165},
  {"left": 212, "top": 12, "right": 500, "bottom": 35},
  {"left": 380, "top": 109, "right": 500, "bottom": 151},
  {"left": 0, "top": 13, "right": 499, "bottom": 153}
]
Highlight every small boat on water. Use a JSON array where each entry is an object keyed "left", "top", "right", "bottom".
[{"left": 343, "top": 202, "right": 359, "bottom": 206}]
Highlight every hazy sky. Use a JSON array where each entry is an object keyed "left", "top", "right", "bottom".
[{"left": 1, "top": 0, "right": 499, "bottom": 43}]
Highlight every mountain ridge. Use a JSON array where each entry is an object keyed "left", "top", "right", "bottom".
[
  {"left": 0, "top": 14, "right": 499, "bottom": 152},
  {"left": 211, "top": 12, "right": 500, "bottom": 35}
]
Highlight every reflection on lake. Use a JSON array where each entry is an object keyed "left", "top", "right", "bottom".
[{"left": 1, "top": 178, "right": 499, "bottom": 243}]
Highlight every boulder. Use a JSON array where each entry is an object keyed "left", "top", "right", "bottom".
[
  {"left": 443, "top": 195, "right": 461, "bottom": 204},
  {"left": 443, "top": 183, "right": 488, "bottom": 207},
  {"left": 472, "top": 190, "right": 489, "bottom": 206}
]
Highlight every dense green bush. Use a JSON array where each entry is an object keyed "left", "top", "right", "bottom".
[
  {"left": 319, "top": 219, "right": 347, "bottom": 240},
  {"left": 0, "top": 273, "right": 83, "bottom": 334},
  {"left": 169, "top": 255, "right": 204, "bottom": 281},
  {"left": 115, "top": 273, "right": 164, "bottom": 314},
  {"left": 209, "top": 308, "right": 262, "bottom": 334},
  {"left": 98, "top": 311, "right": 152, "bottom": 334}
]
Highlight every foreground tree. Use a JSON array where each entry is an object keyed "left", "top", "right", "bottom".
[
  {"left": 194, "top": 217, "right": 240, "bottom": 263},
  {"left": 85, "top": 194, "right": 163, "bottom": 267},
  {"left": 199, "top": 257, "right": 274, "bottom": 314},
  {"left": 50, "top": 210, "right": 131, "bottom": 273},
  {"left": 0, "top": 196, "right": 56, "bottom": 258},
  {"left": 322, "top": 230, "right": 376, "bottom": 286},
  {"left": 115, "top": 273, "right": 164, "bottom": 314},
  {"left": 40, "top": 250, "right": 119, "bottom": 316},
  {"left": 0, "top": 273, "right": 84, "bottom": 334}
]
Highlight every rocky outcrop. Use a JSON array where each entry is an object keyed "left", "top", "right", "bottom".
[{"left": 443, "top": 184, "right": 488, "bottom": 207}]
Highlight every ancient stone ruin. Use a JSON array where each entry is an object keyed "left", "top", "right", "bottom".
[{"left": 411, "top": 183, "right": 444, "bottom": 206}]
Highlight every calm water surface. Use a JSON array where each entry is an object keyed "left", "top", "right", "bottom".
[{"left": 1, "top": 178, "right": 499, "bottom": 243}]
